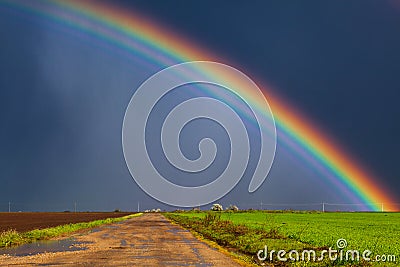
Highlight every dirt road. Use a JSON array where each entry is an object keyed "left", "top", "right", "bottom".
[{"left": 0, "top": 214, "right": 243, "bottom": 266}]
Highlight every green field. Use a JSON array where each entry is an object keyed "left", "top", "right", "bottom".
[{"left": 165, "top": 211, "right": 399, "bottom": 266}]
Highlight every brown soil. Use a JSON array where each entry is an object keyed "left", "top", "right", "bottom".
[
  {"left": 0, "top": 213, "right": 243, "bottom": 266},
  {"left": 0, "top": 212, "right": 133, "bottom": 232}
]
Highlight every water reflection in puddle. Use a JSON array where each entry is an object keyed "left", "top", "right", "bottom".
[{"left": 0, "top": 238, "right": 91, "bottom": 256}]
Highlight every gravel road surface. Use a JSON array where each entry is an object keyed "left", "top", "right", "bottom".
[{"left": 0, "top": 213, "right": 243, "bottom": 266}]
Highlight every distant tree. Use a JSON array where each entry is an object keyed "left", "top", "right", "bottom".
[
  {"left": 211, "top": 203, "right": 223, "bottom": 211},
  {"left": 226, "top": 204, "right": 239, "bottom": 212}
]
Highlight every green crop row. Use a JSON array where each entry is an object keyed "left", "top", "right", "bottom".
[{"left": 165, "top": 211, "right": 399, "bottom": 266}]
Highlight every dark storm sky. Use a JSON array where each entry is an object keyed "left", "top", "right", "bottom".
[
  {"left": 129, "top": 0, "right": 400, "bottom": 188},
  {"left": 0, "top": 0, "right": 399, "bottom": 211}
]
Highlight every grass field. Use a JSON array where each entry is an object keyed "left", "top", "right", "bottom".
[{"left": 165, "top": 211, "right": 399, "bottom": 266}]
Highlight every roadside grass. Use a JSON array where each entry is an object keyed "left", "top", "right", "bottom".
[
  {"left": 165, "top": 211, "right": 400, "bottom": 266},
  {"left": 166, "top": 212, "right": 332, "bottom": 266},
  {"left": 0, "top": 213, "right": 142, "bottom": 248}
]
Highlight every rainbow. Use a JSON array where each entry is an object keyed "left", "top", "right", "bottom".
[{"left": 3, "top": 0, "right": 397, "bottom": 211}]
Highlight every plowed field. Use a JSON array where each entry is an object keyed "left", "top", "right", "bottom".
[{"left": 0, "top": 212, "right": 133, "bottom": 232}]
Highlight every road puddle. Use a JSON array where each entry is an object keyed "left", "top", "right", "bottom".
[{"left": 0, "top": 238, "right": 91, "bottom": 256}]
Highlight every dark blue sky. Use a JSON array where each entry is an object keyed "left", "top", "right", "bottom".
[
  {"left": 0, "top": 1, "right": 399, "bottom": 211},
  {"left": 130, "top": 0, "right": 400, "bottom": 175}
]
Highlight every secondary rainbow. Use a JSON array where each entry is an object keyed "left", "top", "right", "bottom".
[{"left": 3, "top": 0, "right": 396, "bottom": 211}]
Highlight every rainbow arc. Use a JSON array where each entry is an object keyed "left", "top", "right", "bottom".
[{"left": 3, "top": 0, "right": 397, "bottom": 211}]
